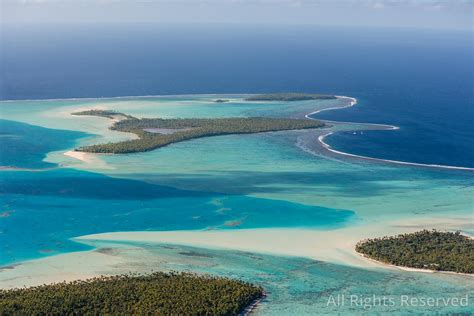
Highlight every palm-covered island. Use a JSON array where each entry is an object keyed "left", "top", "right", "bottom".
[
  {"left": 72, "top": 109, "right": 136, "bottom": 120},
  {"left": 0, "top": 272, "right": 264, "bottom": 314},
  {"left": 72, "top": 110, "right": 325, "bottom": 154},
  {"left": 356, "top": 230, "right": 474, "bottom": 274},
  {"left": 245, "top": 93, "right": 337, "bottom": 101}
]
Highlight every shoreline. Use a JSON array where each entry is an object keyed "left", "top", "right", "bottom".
[
  {"left": 241, "top": 293, "right": 266, "bottom": 316},
  {"left": 306, "top": 96, "right": 474, "bottom": 171},
  {"left": 355, "top": 252, "right": 474, "bottom": 277}
]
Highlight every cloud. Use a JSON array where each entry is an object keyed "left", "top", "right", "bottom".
[
  {"left": 3, "top": 0, "right": 473, "bottom": 30},
  {"left": 372, "top": 2, "right": 384, "bottom": 9}
]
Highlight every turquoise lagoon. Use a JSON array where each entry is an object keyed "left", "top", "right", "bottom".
[{"left": 0, "top": 96, "right": 473, "bottom": 314}]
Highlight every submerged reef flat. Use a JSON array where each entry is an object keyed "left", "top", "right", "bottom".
[
  {"left": 72, "top": 110, "right": 325, "bottom": 153},
  {"left": 356, "top": 230, "right": 474, "bottom": 274},
  {"left": 0, "top": 272, "right": 263, "bottom": 315},
  {"left": 245, "top": 93, "right": 336, "bottom": 101}
]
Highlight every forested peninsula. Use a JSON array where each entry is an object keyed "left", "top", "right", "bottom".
[
  {"left": 245, "top": 93, "right": 336, "bottom": 101},
  {"left": 356, "top": 230, "right": 474, "bottom": 274},
  {"left": 72, "top": 110, "right": 325, "bottom": 154},
  {"left": 0, "top": 272, "right": 264, "bottom": 315}
]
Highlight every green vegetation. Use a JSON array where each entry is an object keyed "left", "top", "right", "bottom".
[
  {"left": 245, "top": 93, "right": 336, "bottom": 101},
  {"left": 0, "top": 272, "right": 264, "bottom": 315},
  {"left": 356, "top": 230, "right": 474, "bottom": 274},
  {"left": 72, "top": 109, "right": 136, "bottom": 120},
  {"left": 74, "top": 110, "right": 325, "bottom": 154}
]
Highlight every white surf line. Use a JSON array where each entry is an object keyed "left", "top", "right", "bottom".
[
  {"left": 307, "top": 96, "right": 474, "bottom": 171},
  {"left": 304, "top": 95, "right": 357, "bottom": 117},
  {"left": 305, "top": 96, "right": 399, "bottom": 130},
  {"left": 318, "top": 132, "right": 474, "bottom": 171}
]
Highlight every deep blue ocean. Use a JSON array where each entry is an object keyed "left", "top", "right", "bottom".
[{"left": 1, "top": 23, "right": 472, "bottom": 168}]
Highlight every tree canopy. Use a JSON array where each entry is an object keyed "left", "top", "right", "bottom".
[
  {"left": 73, "top": 110, "right": 326, "bottom": 154},
  {"left": 356, "top": 230, "right": 474, "bottom": 273},
  {"left": 0, "top": 272, "right": 264, "bottom": 315}
]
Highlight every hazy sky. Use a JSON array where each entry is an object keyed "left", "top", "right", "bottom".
[{"left": 2, "top": 0, "right": 473, "bottom": 30}]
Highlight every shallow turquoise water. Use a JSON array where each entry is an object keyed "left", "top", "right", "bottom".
[
  {"left": 0, "top": 96, "right": 472, "bottom": 314},
  {"left": 77, "top": 240, "right": 474, "bottom": 315},
  {"left": 0, "top": 167, "right": 353, "bottom": 264}
]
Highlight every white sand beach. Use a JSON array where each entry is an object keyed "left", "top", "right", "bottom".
[
  {"left": 63, "top": 150, "right": 113, "bottom": 169},
  {"left": 0, "top": 249, "right": 125, "bottom": 289},
  {"left": 76, "top": 216, "right": 472, "bottom": 269}
]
